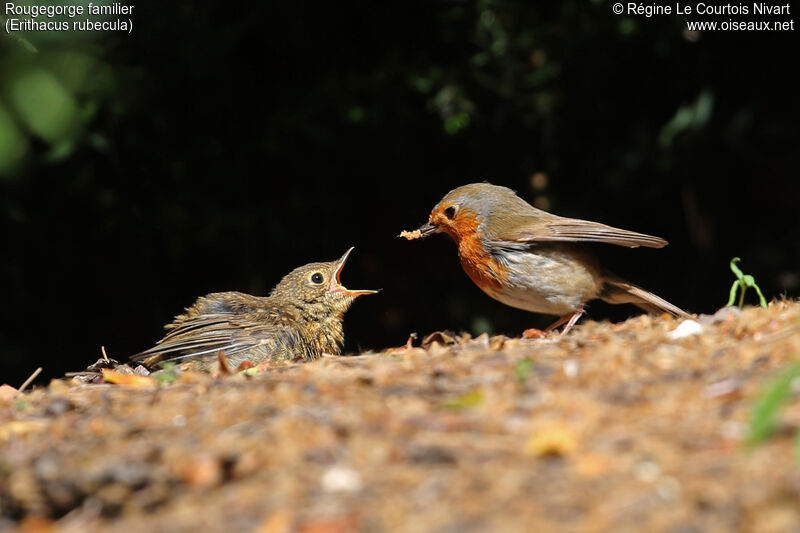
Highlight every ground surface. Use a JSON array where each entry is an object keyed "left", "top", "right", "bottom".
[{"left": 2, "top": 301, "right": 800, "bottom": 533}]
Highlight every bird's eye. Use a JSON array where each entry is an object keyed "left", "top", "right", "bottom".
[
  {"left": 311, "top": 273, "right": 324, "bottom": 284},
  {"left": 444, "top": 205, "right": 457, "bottom": 219}
]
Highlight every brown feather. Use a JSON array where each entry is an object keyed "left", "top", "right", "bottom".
[
  {"left": 493, "top": 215, "right": 668, "bottom": 248},
  {"left": 600, "top": 277, "right": 688, "bottom": 317}
]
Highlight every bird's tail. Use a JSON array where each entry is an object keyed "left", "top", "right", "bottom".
[{"left": 600, "top": 276, "right": 689, "bottom": 318}]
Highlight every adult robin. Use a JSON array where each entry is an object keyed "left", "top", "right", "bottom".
[
  {"left": 131, "top": 248, "right": 377, "bottom": 371},
  {"left": 401, "top": 182, "right": 687, "bottom": 335}
]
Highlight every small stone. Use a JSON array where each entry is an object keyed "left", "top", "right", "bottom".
[
  {"left": 698, "top": 306, "right": 742, "bottom": 325},
  {"left": 321, "top": 465, "right": 362, "bottom": 493},
  {"left": 44, "top": 397, "right": 74, "bottom": 416},
  {"left": 634, "top": 458, "right": 661, "bottom": 482},
  {"left": 669, "top": 320, "right": 703, "bottom": 339},
  {"left": 563, "top": 359, "right": 579, "bottom": 378},
  {"left": 703, "top": 379, "right": 741, "bottom": 400}
]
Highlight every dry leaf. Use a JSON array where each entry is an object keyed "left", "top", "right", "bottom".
[
  {"left": 101, "top": 368, "right": 156, "bottom": 387},
  {"left": 217, "top": 351, "right": 232, "bottom": 375},
  {"left": 422, "top": 331, "right": 456, "bottom": 349},
  {"left": 525, "top": 424, "right": 578, "bottom": 457},
  {"left": 387, "top": 333, "right": 418, "bottom": 353}
]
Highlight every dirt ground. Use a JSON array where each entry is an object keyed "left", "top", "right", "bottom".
[{"left": 2, "top": 301, "right": 800, "bottom": 533}]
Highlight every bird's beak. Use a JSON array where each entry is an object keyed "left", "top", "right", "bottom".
[
  {"left": 330, "top": 247, "right": 379, "bottom": 297},
  {"left": 416, "top": 222, "right": 440, "bottom": 237}
]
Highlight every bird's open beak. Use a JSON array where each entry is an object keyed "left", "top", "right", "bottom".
[
  {"left": 330, "top": 247, "right": 379, "bottom": 297},
  {"left": 416, "top": 222, "right": 440, "bottom": 237}
]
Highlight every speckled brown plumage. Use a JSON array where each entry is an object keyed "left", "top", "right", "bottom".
[{"left": 131, "top": 248, "right": 377, "bottom": 371}]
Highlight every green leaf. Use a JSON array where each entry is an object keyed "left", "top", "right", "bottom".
[
  {"left": 444, "top": 111, "right": 470, "bottom": 135},
  {"left": 153, "top": 370, "right": 179, "bottom": 383},
  {"left": 726, "top": 257, "right": 767, "bottom": 308},
  {"left": 443, "top": 389, "right": 484, "bottom": 410},
  {"left": 729, "top": 257, "right": 744, "bottom": 281},
  {"left": 0, "top": 15, "right": 38, "bottom": 52},
  {"left": 753, "top": 284, "right": 768, "bottom": 308},
  {"left": 727, "top": 280, "right": 740, "bottom": 307},
  {"left": 747, "top": 364, "right": 800, "bottom": 445},
  {"left": 7, "top": 66, "right": 81, "bottom": 143},
  {"left": 515, "top": 359, "right": 533, "bottom": 384},
  {"left": 659, "top": 90, "right": 715, "bottom": 147},
  {"left": 0, "top": 103, "right": 29, "bottom": 176},
  {"left": 794, "top": 429, "right": 800, "bottom": 465}
]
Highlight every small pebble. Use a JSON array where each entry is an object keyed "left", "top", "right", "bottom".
[
  {"left": 669, "top": 320, "right": 703, "bottom": 339},
  {"left": 698, "top": 306, "right": 741, "bottom": 325},
  {"left": 721, "top": 420, "right": 743, "bottom": 440},
  {"left": 634, "top": 458, "right": 661, "bottom": 482},
  {"left": 321, "top": 465, "right": 362, "bottom": 493},
  {"left": 563, "top": 359, "right": 579, "bottom": 378},
  {"left": 656, "top": 476, "right": 681, "bottom": 501},
  {"left": 44, "top": 397, "right": 74, "bottom": 416},
  {"left": 703, "top": 379, "right": 741, "bottom": 399}
]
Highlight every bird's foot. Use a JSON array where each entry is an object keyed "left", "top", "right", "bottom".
[
  {"left": 522, "top": 328, "right": 547, "bottom": 339},
  {"left": 545, "top": 309, "right": 585, "bottom": 336},
  {"left": 237, "top": 360, "right": 256, "bottom": 371}
]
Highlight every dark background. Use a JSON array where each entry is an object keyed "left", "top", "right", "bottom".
[{"left": 1, "top": 1, "right": 798, "bottom": 385}]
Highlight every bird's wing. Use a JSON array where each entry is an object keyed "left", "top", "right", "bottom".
[
  {"left": 130, "top": 313, "right": 292, "bottom": 367},
  {"left": 493, "top": 215, "right": 668, "bottom": 248}
]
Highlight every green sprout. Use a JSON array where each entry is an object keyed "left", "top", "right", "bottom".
[
  {"left": 153, "top": 361, "right": 179, "bottom": 383},
  {"left": 727, "top": 257, "right": 767, "bottom": 309}
]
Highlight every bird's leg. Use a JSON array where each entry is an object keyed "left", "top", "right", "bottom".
[
  {"left": 522, "top": 309, "right": 585, "bottom": 339},
  {"left": 545, "top": 309, "right": 585, "bottom": 336}
]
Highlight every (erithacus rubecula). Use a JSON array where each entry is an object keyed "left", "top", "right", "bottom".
[
  {"left": 402, "top": 182, "right": 687, "bottom": 335},
  {"left": 131, "top": 248, "right": 377, "bottom": 370}
]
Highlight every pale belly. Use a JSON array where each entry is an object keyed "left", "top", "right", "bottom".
[{"left": 476, "top": 246, "right": 602, "bottom": 316}]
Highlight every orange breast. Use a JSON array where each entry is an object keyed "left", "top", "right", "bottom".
[{"left": 445, "top": 213, "right": 508, "bottom": 291}]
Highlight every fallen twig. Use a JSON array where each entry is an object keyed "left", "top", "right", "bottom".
[{"left": 18, "top": 367, "right": 43, "bottom": 394}]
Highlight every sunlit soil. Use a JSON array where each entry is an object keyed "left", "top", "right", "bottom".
[{"left": 2, "top": 301, "right": 799, "bottom": 533}]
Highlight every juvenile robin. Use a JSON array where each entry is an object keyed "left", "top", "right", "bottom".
[
  {"left": 401, "top": 182, "right": 688, "bottom": 335},
  {"left": 131, "top": 248, "right": 377, "bottom": 371}
]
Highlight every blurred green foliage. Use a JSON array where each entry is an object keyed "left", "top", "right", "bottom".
[
  {"left": 0, "top": 2, "right": 118, "bottom": 176},
  {"left": 515, "top": 359, "right": 533, "bottom": 385},
  {"left": 443, "top": 389, "right": 485, "bottom": 410},
  {"left": 659, "top": 90, "right": 714, "bottom": 148},
  {"left": 747, "top": 364, "right": 800, "bottom": 459}
]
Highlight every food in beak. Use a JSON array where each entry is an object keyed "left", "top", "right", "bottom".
[
  {"left": 399, "top": 229, "right": 422, "bottom": 240},
  {"left": 399, "top": 222, "right": 438, "bottom": 240}
]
